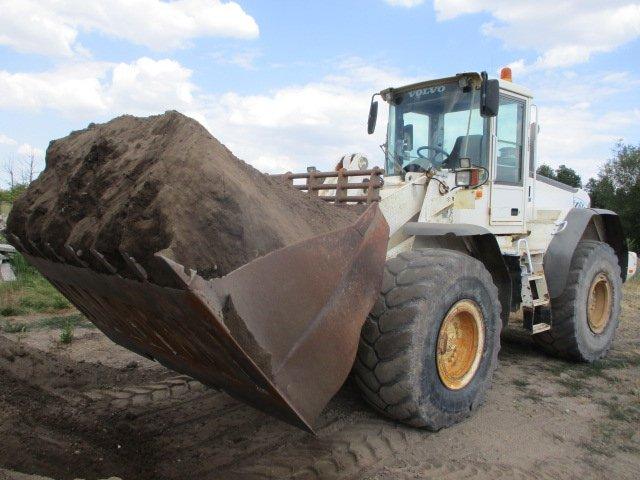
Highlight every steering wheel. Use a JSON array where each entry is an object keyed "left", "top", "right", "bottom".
[
  {"left": 403, "top": 145, "right": 450, "bottom": 173},
  {"left": 417, "top": 145, "right": 450, "bottom": 162}
]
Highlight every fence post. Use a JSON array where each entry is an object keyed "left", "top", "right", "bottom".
[
  {"left": 367, "top": 168, "right": 382, "bottom": 203},
  {"left": 336, "top": 168, "right": 348, "bottom": 204},
  {"left": 307, "top": 171, "right": 319, "bottom": 196}
]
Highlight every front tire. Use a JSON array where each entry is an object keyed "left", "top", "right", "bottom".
[
  {"left": 353, "top": 249, "right": 502, "bottom": 430},
  {"left": 534, "top": 240, "right": 622, "bottom": 362}
]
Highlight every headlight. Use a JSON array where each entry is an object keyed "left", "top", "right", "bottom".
[
  {"left": 358, "top": 155, "right": 368, "bottom": 170},
  {"left": 455, "top": 170, "right": 471, "bottom": 187}
]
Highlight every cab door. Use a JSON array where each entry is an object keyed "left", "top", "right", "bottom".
[{"left": 490, "top": 93, "right": 528, "bottom": 226}]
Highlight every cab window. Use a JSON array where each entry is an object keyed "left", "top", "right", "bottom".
[
  {"left": 401, "top": 112, "right": 429, "bottom": 161},
  {"left": 495, "top": 95, "right": 525, "bottom": 184}
]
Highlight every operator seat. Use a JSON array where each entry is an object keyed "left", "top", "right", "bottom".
[{"left": 444, "top": 134, "right": 484, "bottom": 169}]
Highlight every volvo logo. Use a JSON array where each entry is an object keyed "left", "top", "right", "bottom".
[{"left": 409, "top": 86, "right": 446, "bottom": 98}]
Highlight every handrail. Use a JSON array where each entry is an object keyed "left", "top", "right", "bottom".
[{"left": 270, "top": 167, "right": 384, "bottom": 204}]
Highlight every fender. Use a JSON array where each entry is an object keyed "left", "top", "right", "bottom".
[
  {"left": 405, "top": 222, "right": 511, "bottom": 325},
  {"left": 544, "top": 208, "right": 628, "bottom": 299}
]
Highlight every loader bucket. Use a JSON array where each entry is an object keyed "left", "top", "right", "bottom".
[{"left": 8, "top": 204, "right": 388, "bottom": 431}]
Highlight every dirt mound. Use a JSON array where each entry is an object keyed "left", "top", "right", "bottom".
[{"left": 7, "top": 111, "right": 358, "bottom": 280}]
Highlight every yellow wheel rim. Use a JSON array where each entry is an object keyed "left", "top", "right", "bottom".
[
  {"left": 587, "top": 273, "right": 612, "bottom": 334},
  {"left": 436, "top": 300, "right": 485, "bottom": 390}
]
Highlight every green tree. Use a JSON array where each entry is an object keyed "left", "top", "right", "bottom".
[
  {"left": 536, "top": 164, "right": 582, "bottom": 187},
  {"left": 0, "top": 184, "right": 27, "bottom": 203},
  {"left": 586, "top": 142, "right": 640, "bottom": 250},
  {"left": 586, "top": 177, "right": 615, "bottom": 210},
  {"left": 536, "top": 164, "right": 556, "bottom": 179},
  {"left": 555, "top": 164, "right": 582, "bottom": 188}
]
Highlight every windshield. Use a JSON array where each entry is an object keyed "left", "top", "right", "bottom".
[{"left": 385, "top": 81, "right": 488, "bottom": 175}]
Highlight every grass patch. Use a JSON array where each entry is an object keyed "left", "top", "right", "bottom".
[
  {"left": 580, "top": 416, "right": 640, "bottom": 457},
  {"left": 512, "top": 378, "right": 529, "bottom": 388},
  {"left": 0, "top": 201, "right": 10, "bottom": 217},
  {"left": 35, "top": 314, "right": 92, "bottom": 330},
  {"left": 59, "top": 320, "right": 74, "bottom": 344},
  {"left": 543, "top": 361, "right": 567, "bottom": 377},
  {"left": 0, "top": 251, "right": 71, "bottom": 317},
  {"left": 521, "top": 391, "right": 544, "bottom": 403},
  {"left": 1, "top": 313, "right": 94, "bottom": 333},
  {"left": 544, "top": 354, "right": 636, "bottom": 386},
  {"left": 599, "top": 400, "right": 640, "bottom": 423},
  {"left": 512, "top": 378, "right": 543, "bottom": 402},
  {"left": 2, "top": 321, "right": 27, "bottom": 333},
  {"left": 558, "top": 376, "right": 586, "bottom": 396},
  {"left": 580, "top": 397, "right": 640, "bottom": 457},
  {"left": 604, "top": 354, "right": 640, "bottom": 369}
]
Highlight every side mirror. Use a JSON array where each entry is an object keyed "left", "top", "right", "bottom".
[
  {"left": 367, "top": 99, "right": 379, "bottom": 134},
  {"left": 402, "top": 124, "right": 413, "bottom": 151},
  {"left": 480, "top": 71, "right": 499, "bottom": 118}
]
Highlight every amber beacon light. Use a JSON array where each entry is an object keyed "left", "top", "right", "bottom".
[{"left": 500, "top": 67, "right": 513, "bottom": 82}]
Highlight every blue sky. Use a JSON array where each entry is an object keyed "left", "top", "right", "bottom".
[{"left": 1, "top": 0, "right": 639, "bottom": 186}]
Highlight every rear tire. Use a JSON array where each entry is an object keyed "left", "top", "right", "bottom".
[
  {"left": 353, "top": 249, "right": 502, "bottom": 430},
  {"left": 533, "top": 240, "right": 622, "bottom": 362}
]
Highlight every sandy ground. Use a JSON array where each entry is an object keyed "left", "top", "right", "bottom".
[{"left": 0, "top": 281, "right": 638, "bottom": 480}]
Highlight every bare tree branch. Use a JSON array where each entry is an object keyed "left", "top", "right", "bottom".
[
  {"left": 18, "top": 148, "right": 40, "bottom": 185},
  {"left": 3, "top": 157, "right": 16, "bottom": 192},
  {"left": 28, "top": 151, "right": 37, "bottom": 184}
]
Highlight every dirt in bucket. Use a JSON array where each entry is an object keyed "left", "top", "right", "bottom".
[{"left": 7, "top": 111, "right": 360, "bottom": 280}]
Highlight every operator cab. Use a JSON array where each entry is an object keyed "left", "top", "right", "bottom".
[
  {"left": 369, "top": 70, "right": 534, "bottom": 230},
  {"left": 383, "top": 76, "right": 490, "bottom": 175}
]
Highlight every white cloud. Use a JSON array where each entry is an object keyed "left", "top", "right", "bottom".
[
  {"left": 250, "top": 154, "right": 301, "bottom": 173},
  {"left": 205, "top": 58, "right": 412, "bottom": 173},
  {"left": 0, "top": 0, "right": 259, "bottom": 57},
  {"left": 0, "top": 1, "right": 79, "bottom": 57},
  {"left": 531, "top": 46, "right": 592, "bottom": 71},
  {"left": 434, "top": 1, "right": 640, "bottom": 69},
  {"left": 17, "top": 143, "right": 45, "bottom": 158},
  {"left": 0, "top": 63, "right": 109, "bottom": 114},
  {"left": 384, "top": 0, "right": 425, "bottom": 7},
  {"left": 107, "top": 58, "right": 195, "bottom": 113},
  {"left": 215, "top": 60, "right": 409, "bottom": 132},
  {"left": 0, "top": 58, "right": 196, "bottom": 117},
  {"left": 530, "top": 70, "right": 640, "bottom": 106},
  {"left": 537, "top": 104, "right": 640, "bottom": 179},
  {"left": 0, "top": 134, "right": 17, "bottom": 146},
  {"left": 220, "top": 85, "right": 360, "bottom": 128},
  {"left": 199, "top": 58, "right": 415, "bottom": 173},
  {"left": 526, "top": 69, "right": 640, "bottom": 179}
]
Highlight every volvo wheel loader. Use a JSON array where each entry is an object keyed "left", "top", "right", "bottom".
[
  {"left": 274, "top": 68, "right": 637, "bottom": 430},
  {"left": 7, "top": 69, "right": 637, "bottom": 433}
]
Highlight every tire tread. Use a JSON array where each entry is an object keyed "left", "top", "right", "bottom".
[
  {"left": 534, "top": 240, "right": 622, "bottom": 361},
  {"left": 353, "top": 249, "right": 502, "bottom": 430}
]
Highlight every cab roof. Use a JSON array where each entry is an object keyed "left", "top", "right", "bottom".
[{"left": 379, "top": 72, "right": 533, "bottom": 101}]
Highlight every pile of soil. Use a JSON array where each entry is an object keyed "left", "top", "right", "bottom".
[{"left": 7, "top": 111, "right": 359, "bottom": 281}]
